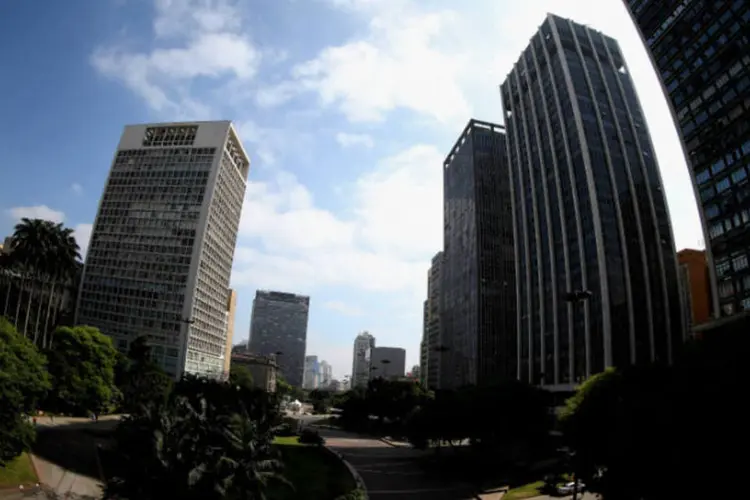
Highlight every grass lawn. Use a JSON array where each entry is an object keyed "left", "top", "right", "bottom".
[
  {"left": 503, "top": 480, "right": 544, "bottom": 500},
  {"left": 0, "top": 453, "right": 38, "bottom": 488},
  {"left": 268, "top": 440, "right": 357, "bottom": 500}
]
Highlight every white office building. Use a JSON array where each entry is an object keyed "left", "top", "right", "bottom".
[
  {"left": 351, "top": 331, "right": 375, "bottom": 388},
  {"left": 319, "top": 360, "right": 332, "bottom": 387},
  {"left": 303, "top": 355, "right": 319, "bottom": 390},
  {"left": 76, "top": 121, "right": 250, "bottom": 379}
]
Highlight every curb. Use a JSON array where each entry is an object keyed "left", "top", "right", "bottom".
[
  {"left": 322, "top": 445, "right": 369, "bottom": 500},
  {"left": 378, "top": 437, "right": 410, "bottom": 448}
]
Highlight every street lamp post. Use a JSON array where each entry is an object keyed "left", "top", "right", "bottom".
[{"left": 562, "top": 289, "right": 591, "bottom": 500}]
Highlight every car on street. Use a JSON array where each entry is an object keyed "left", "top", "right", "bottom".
[{"left": 558, "top": 480, "right": 585, "bottom": 495}]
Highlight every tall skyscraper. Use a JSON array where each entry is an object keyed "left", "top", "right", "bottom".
[
  {"left": 441, "top": 119, "right": 516, "bottom": 389},
  {"left": 303, "top": 355, "right": 319, "bottom": 390},
  {"left": 319, "top": 360, "right": 332, "bottom": 387},
  {"left": 419, "top": 301, "right": 429, "bottom": 386},
  {"left": 351, "top": 331, "right": 375, "bottom": 388},
  {"left": 248, "top": 290, "right": 310, "bottom": 387},
  {"left": 369, "top": 347, "right": 406, "bottom": 381},
  {"left": 76, "top": 121, "right": 249, "bottom": 379},
  {"left": 500, "top": 15, "right": 684, "bottom": 388},
  {"left": 624, "top": 0, "right": 750, "bottom": 317},
  {"left": 425, "top": 251, "right": 443, "bottom": 389}
]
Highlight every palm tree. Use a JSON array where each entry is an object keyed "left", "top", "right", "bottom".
[{"left": 8, "top": 219, "right": 80, "bottom": 344}]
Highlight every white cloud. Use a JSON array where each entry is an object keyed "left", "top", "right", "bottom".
[
  {"left": 71, "top": 183, "right": 83, "bottom": 195},
  {"left": 6, "top": 205, "right": 65, "bottom": 224},
  {"left": 91, "top": 0, "right": 259, "bottom": 115},
  {"left": 323, "top": 300, "right": 363, "bottom": 316},
  {"left": 335, "top": 132, "right": 374, "bottom": 148},
  {"left": 73, "top": 223, "right": 94, "bottom": 259},
  {"left": 288, "top": 5, "right": 470, "bottom": 123},
  {"left": 231, "top": 144, "right": 441, "bottom": 300}
]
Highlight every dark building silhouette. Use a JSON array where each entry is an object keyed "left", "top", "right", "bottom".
[
  {"left": 440, "top": 119, "right": 516, "bottom": 388},
  {"left": 624, "top": 0, "right": 750, "bottom": 317},
  {"left": 500, "top": 14, "right": 684, "bottom": 389},
  {"left": 248, "top": 290, "right": 309, "bottom": 387}
]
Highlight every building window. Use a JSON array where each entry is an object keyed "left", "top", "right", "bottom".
[
  {"left": 696, "top": 169, "right": 711, "bottom": 184},
  {"left": 716, "top": 177, "right": 731, "bottom": 193},
  {"left": 742, "top": 298, "right": 750, "bottom": 311},
  {"left": 733, "top": 254, "right": 749, "bottom": 271},
  {"left": 717, "top": 260, "right": 731, "bottom": 276},
  {"left": 732, "top": 167, "right": 748, "bottom": 184},
  {"left": 718, "top": 280, "right": 734, "bottom": 298}
]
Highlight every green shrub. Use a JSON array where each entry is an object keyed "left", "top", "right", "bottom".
[{"left": 298, "top": 428, "right": 324, "bottom": 446}]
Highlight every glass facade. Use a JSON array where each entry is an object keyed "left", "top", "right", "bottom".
[
  {"left": 501, "top": 15, "right": 684, "bottom": 388},
  {"left": 248, "top": 290, "right": 310, "bottom": 387},
  {"left": 625, "top": 0, "right": 750, "bottom": 317},
  {"left": 441, "top": 120, "right": 516, "bottom": 389}
]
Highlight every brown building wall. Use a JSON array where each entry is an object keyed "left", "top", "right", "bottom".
[
  {"left": 223, "top": 289, "right": 237, "bottom": 375},
  {"left": 677, "top": 249, "right": 712, "bottom": 328}
]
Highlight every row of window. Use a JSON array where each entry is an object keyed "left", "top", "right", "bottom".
[
  {"left": 708, "top": 207, "right": 750, "bottom": 239},
  {"left": 716, "top": 253, "right": 750, "bottom": 277}
]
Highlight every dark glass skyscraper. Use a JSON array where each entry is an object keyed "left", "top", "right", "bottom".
[
  {"left": 440, "top": 119, "right": 516, "bottom": 389},
  {"left": 248, "top": 290, "right": 309, "bottom": 387},
  {"left": 500, "top": 14, "right": 684, "bottom": 388},
  {"left": 624, "top": 0, "right": 750, "bottom": 317}
]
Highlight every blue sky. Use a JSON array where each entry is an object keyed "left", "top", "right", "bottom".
[{"left": 0, "top": 0, "right": 703, "bottom": 379}]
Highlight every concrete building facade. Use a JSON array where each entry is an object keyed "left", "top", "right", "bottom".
[
  {"left": 369, "top": 346, "right": 406, "bottom": 381},
  {"left": 223, "top": 289, "right": 237, "bottom": 377},
  {"left": 76, "top": 121, "right": 249, "bottom": 379},
  {"left": 351, "top": 331, "right": 375, "bottom": 388},
  {"left": 624, "top": 0, "right": 750, "bottom": 317},
  {"left": 303, "top": 355, "right": 319, "bottom": 390},
  {"left": 501, "top": 15, "right": 684, "bottom": 389},
  {"left": 230, "top": 352, "right": 277, "bottom": 392},
  {"left": 441, "top": 120, "right": 516, "bottom": 388},
  {"left": 248, "top": 290, "right": 310, "bottom": 387},
  {"left": 319, "top": 360, "right": 332, "bottom": 387},
  {"left": 425, "top": 252, "right": 443, "bottom": 389},
  {"left": 678, "top": 248, "right": 713, "bottom": 330}
]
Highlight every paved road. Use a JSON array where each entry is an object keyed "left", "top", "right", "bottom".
[{"left": 314, "top": 426, "right": 483, "bottom": 499}]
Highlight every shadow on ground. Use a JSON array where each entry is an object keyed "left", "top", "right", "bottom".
[{"left": 31, "top": 422, "right": 115, "bottom": 483}]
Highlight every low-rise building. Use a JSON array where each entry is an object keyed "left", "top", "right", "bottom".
[{"left": 230, "top": 352, "right": 278, "bottom": 392}]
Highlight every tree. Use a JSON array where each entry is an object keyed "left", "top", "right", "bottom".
[
  {"left": 44, "top": 325, "right": 120, "bottom": 416},
  {"left": 229, "top": 364, "right": 254, "bottom": 390},
  {"left": 0, "top": 317, "right": 50, "bottom": 465},
  {"left": 5, "top": 219, "right": 80, "bottom": 347},
  {"left": 117, "top": 336, "right": 173, "bottom": 414},
  {"left": 104, "top": 376, "right": 285, "bottom": 500}
]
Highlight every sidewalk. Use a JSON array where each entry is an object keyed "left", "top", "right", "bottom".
[{"left": 30, "top": 454, "right": 102, "bottom": 499}]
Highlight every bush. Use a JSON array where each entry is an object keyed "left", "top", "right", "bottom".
[
  {"left": 334, "top": 489, "right": 367, "bottom": 500},
  {"left": 298, "top": 428, "right": 324, "bottom": 446}
]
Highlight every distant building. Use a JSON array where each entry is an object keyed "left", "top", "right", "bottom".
[
  {"left": 369, "top": 347, "right": 406, "bottom": 381},
  {"left": 409, "top": 365, "right": 421, "bottom": 381},
  {"left": 678, "top": 249, "right": 713, "bottom": 331},
  {"left": 625, "top": 0, "right": 750, "bottom": 317},
  {"left": 248, "top": 290, "right": 310, "bottom": 387},
  {"left": 351, "top": 331, "right": 375, "bottom": 388},
  {"left": 441, "top": 120, "right": 516, "bottom": 388},
  {"left": 420, "top": 301, "right": 429, "bottom": 386},
  {"left": 303, "top": 355, "right": 320, "bottom": 390},
  {"left": 231, "top": 352, "right": 277, "bottom": 392},
  {"left": 426, "top": 252, "right": 443, "bottom": 389},
  {"left": 319, "top": 360, "right": 332, "bottom": 387},
  {"left": 76, "top": 121, "right": 250, "bottom": 379},
  {"left": 222, "top": 289, "right": 237, "bottom": 377},
  {"left": 328, "top": 379, "right": 342, "bottom": 392}
]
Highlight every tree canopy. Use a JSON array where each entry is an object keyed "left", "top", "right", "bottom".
[
  {"left": 105, "top": 375, "right": 285, "bottom": 500},
  {"left": 44, "top": 325, "right": 120, "bottom": 416},
  {"left": 0, "top": 317, "right": 50, "bottom": 465}
]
